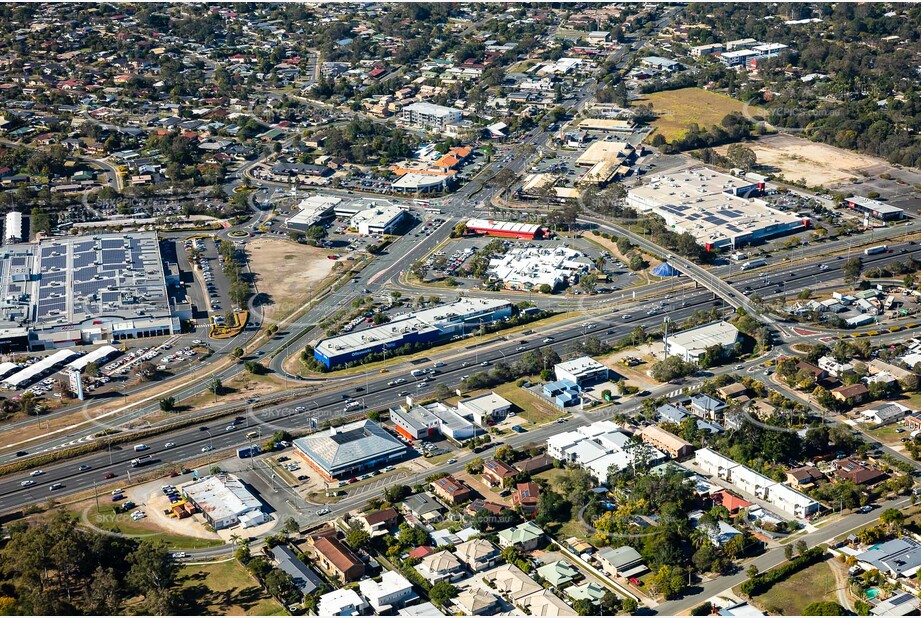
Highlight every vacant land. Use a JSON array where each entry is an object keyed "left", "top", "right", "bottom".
[
  {"left": 179, "top": 560, "right": 285, "bottom": 616},
  {"left": 78, "top": 503, "right": 223, "bottom": 550},
  {"left": 245, "top": 238, "right": 337, "bottom": 323},
  {"left": 716, "top": 133, "right": 884, "bottom": 188},
  {"left": 637, "top": 88, "right": 764, "bottom": 142},
  {"left": 750, "top": 558, "right": 839, "bottom": 616}
]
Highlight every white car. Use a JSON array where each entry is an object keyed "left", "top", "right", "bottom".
[
  {"left": 447, "top": 458, "right": 458, "bottom": 465},
  {"left": 20, "top": 480, "right": 34, "bottom": 487},
  {"left": 201, "top": 445, "right": 213, "bottom": 452},
  {"left": 30, "top": 470, "right": 44, "bottom": 477},
  {"left": 164, "top": 442, "right": 176, "bottom": 449},
  {"left": 316, "top": 508, "right": 330, "bottom": 516},
  {"left": 819, "top": 264, "right": 829, "bottom": 270}
]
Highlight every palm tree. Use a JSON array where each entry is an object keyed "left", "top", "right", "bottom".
[{"left": 229, "top": 533, "right": 242, "bottom": 547}]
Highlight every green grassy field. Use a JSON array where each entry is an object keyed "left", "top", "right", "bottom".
[
  {"left": 637, "top": 87, "right": 765, "bottom": 142},
  {"left": 750, "top": 559, "right": 839, "bottom": 616},
  {"left": 178, "top": 560, "right": 286, "bottom": 616},
  {"left": 82, "top": 504, "right": 223, "bottom": 550}
]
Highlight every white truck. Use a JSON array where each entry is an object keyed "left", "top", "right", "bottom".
[{"left": 740, "top": 259, "right": 766, "bottom": 270}]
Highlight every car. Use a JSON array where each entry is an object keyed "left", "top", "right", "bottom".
[
  {"left": 446, "top": 458, "right": 458, "bottom": 465},
  {"left": 201, "top": 445, "right": 213, "bottom": 452},
  {"left": 297, "top": 475, "right": 309, "bottom": 481},
  {"left": 30, "top": 470, "right": 44, "bottom": 477},
  {"left": 103, "top": 472, "right": 116, "bottom": 479},
  {"left": 734, "top": 365, "right": 744, "bottom": 370},
  {"left": 516, "top": 345, "right": 527, "bottom": 351},
  {"left": 819, "top": 264, "right": 829, "bottom": 270},
  {"left": 78, "top": 464, "right": 91, "bottom": 471},
  {"left": 543, "top": 337, "right": 554, "bottom": 343},
  {"left": 199, "top": 426, "right": 208, "bottom": 432},
  {"left": 20, "top": 480, "right": 34, "bottom": 487},
  {"left": 15, "top": 451, "right": 27, "bottom": 457},
  {"left": 226, "top": 425, "right": 236, "bottom": 431},
  {"left": 171, "top": 552, "right": 187, "bottom": 559},
  {"left": 480, "top": 361, "right": 490, "bottom": 366},
  {"left": 622, "top": 314, "right": 632, "bottom": 320},
  {"left": 49, "top": 483, "right": 63, "bottom": 491},
  {"left": 164, "top": 442, "right": 175, "bottom": 449},
  {"left": 859, "top": 505, "right": 874, "bottom": 514},
  {"left": 316, "top": 508, "right": 330, "bottom": 516}
]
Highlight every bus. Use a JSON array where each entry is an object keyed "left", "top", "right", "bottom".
[
  {"left": 413, "top": 199, "right": 430, "bottom": 207},
  {"left": 865, "top": 245, "right": 888, "bottom": 255},
  {"left": 424, "top": 207, "right": 442, "bottom": 215},
  {"left": 740, "top": 259, "right": 766, "bottom": 270}
]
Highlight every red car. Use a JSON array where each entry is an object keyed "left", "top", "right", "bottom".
[{"left": 103, "top": 472, "right": 116, "bottom": 479}]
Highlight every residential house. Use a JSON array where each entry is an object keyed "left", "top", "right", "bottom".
[
  {"left": 519, "top": 589, "right": 576, "bottom": 616},
  {"left": 465, "top": 499, "right": 505, "bottom": 519},
  {"left": 498, "top": 521, "right": 544, "bottom": 551},
  {"left": 431, "top": 475, "right": 474, "bottom": 505},
  {"left": 786, "top": 466, "right": 825, "bottom": 487},
  {"left": 455, "top": 538, "right": 500, "bottom": 572},
  {"left": 831, "top": 383, "right": 868, "bottom": 405},
  {"left": 717, "top": 382, "right": 749, "bottom": 402},
  {"left": 317, "top": 589, "right": 369, "bottom": 616},
  {"left": 856, "top": 538, "right": 921, "bottom": 579},
  {"left": 358, "top": 507, "right": 400, "bottom": 536},
  {"left": 398, "top": 602, "right": 445, "bottom": 616},
  {"left": 596, "top": 545, "right": 648, "bottom": 578},
  {"left": 710, "top": 490, "right": 752, "bottom": 513},
  {"left": 904, "top": 413, "right": 921, "bottom": 431},
  {"left": 407, "top": 546, "right": 435, "bottom": 561},
  {"left": 640, "top": 425, "right": 694, "bottom": 459},
  {"left": 870, "top": 593, "right": 921, "bottom": 616},
  {"left": 818, "top": 355, "right": 854, "bottom": 378},
  {"left": 515, "top": 453, "right": 554, "bottom": 475},
  {"left": 455, "top": 588, "right": 501, "bottom": 616},
  {"left": 689, "top": 394, "right": 727, "bottom": 419},
  {"left": 835, "top": 458, "right": 887, "bottom": 485},
  {"left": 795, "top": 360, "right": 827, "bottom": 381},
  {"left": 311, "top": 536, "right": 365, "bottom": 583},
  {"left": 513, "top": 482, "right": 541, "bottom": 516},
  {"left": 566, "top": 582, "right": 606, "bottom": 605},
  {"left": 404, "top": 492, "right": 445, "bottom": 524},
  {"left": 481, "top": 564, "right": 543, "bottom": 603},
  {"left": 536, "top": 560, "right": 581, "bottom": 588},
  {"left": 860, "top": 402, "right": 910, "bottom": 426},
  {"left": 482, "top": 459, "right": 517, "bottom": 488},
  {"left": 270, "top": 545, "right": 324, "bottom": 597},
  {"left": 358, "top": 570, "right": 416, "bottom": 614},
  {"left": 414, "top": 550, "right": 464, "bottom": 584}
]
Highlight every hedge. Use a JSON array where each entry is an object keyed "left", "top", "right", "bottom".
[{"left": 739, "top": 546, "right": 825, "bottom": 597}]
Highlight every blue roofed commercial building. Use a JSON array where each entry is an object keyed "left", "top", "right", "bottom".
[
  {"left": 626, "top": 166, "right": 808, "bottom": 251},
  {"left": 293, "top": 419, "right": 408, "bottom": 481},
  {"left": 313, "top": 298, "right": 513, "bottom": 368}
]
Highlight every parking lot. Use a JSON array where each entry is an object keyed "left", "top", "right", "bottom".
[{"left": 183, "top": 236, "right": 235, "bottom": 328}]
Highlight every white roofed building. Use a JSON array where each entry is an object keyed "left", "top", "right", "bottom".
[
  {"left": 664, "top": 321, "right": 740, "bottom": 362},
  {"left": 181, "top": 474, "right": 263, "bottom": 530}
]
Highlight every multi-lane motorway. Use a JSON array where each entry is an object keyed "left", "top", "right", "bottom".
[{"left": 4, "top": 237, "right": 921, "bottom": 513}]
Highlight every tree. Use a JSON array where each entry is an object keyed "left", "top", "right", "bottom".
[
  {"left": 804, "top": 601, "right": 847, "bottom": 616},
  {"left": 208, "top": 376, "right": 223, "bottom": 396},
  {"left": 746, "top": 564, "right": 759, "bottom": 579},
  {"left": 127, "top": 541, "right": 180, "bottom": 615},
  {"left": 264, "top": 569, "right": 298, "bottom": 604},
  {"left": 282, "top": 518, "right": 299, "bottom": 534},
  {"left": 648, "top": 564, "right": 685, "bottom": 600},
  {"left": 880, "top": 508, "right": 906, "bottom": 535},
  {"left": 572, "top": 598, "right": 594, "bottom": 616},
  {"left": 243, "top": 360, "right": 265, "bottom": 375},
  {"left": 465, "top": 457, "right": 484, "bottom": 475},
  {"left": 83, "top": 567, "right": 122, "bottom": 615},
  {"left": 232, "top": 346, "right": 244, "bottom": 359},
  {"left": 158, "top": 397, "right": 175, "bottom": 412},
  {"left": 843, "top": 257, "right": 863, "bottom": 285},
  {"left": 795, "top": 540, "right": 808, "bottom": 557},
  {"left": 85, "top": 362, "right": 100, "bottom": 378},
  {"left": 429, "top": 582, "right": 457, "bottom": 607},
  {"left": 345, "top": 527, "right": 370, "bottom": 550},
  {"left": 495, "top": 444, "right": 517, "bottom": 463},
  {"left": 535, "top": 489, "right": 571, "bottom": 527},
  {"left": 784, "top": 544, "right": 794, "bottom": 560},
  {"left": 726, "top": 143, "right": 757, "bottom": 171}
]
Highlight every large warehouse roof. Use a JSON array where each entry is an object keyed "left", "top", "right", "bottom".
[
  {"left": 0, "top": 232, "right": 171, "bottom": 330},
  {"left": 65, "top": 345, "right": 119, "bottom": 372},
  {"left": 294, "top": 419, "right": 406, "bottom": 473}
]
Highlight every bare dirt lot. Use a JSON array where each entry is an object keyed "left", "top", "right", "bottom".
[
  {"left": 245, "top": 238, "right": 337, "bottom": 323},
  {"left": 717, "top": 134, "right": 894, "bottom": 188}
]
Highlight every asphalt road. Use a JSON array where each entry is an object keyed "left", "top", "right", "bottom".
[{"left": 6, "top": 235, "right": 921, "bottom": 514}]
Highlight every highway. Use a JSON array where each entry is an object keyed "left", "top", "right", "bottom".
[{"left": 5, "top": 236, "right": 921, "bottom": 512}]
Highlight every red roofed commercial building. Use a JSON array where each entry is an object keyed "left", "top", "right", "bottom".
[{"left": 465, "top": 218, "right": 546, "bottom": 240}]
